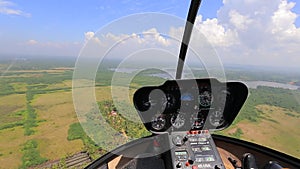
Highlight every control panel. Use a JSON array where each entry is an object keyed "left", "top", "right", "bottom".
[
  {"left": 133, "top": 79, "right": 248, "bottom": 169},
  {"left": 170, "top": 130, "right": 224, "bottom": 169}
]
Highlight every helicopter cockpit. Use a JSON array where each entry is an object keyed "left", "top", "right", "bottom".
[
  {"left": 73, "top": 0, "right": 299, "bottom": 169},
  {"left": 133, "top": 78, "right": 247, "bottom": 169},
  {"left": 2, "top": 0, "right": 300, "bottom": 168},
  {"left": 77, "top": 0, "right": 300, "bottom": 169}
]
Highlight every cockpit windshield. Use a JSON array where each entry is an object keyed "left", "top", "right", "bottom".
[{"left": 0, "top": 1, "right": 299, "bottom": 168}]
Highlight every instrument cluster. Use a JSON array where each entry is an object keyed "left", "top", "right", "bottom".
[{"left": 133, "top": 78, "right": 248, "bottom": 133}]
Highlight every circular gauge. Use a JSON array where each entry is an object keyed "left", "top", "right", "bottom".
[
  {"left": 138, "top": 96, "right": 158, "bottom": 111},
  {"left": 139, "top": 98, "right": 151, "bottom": 111},
  {"left": 148, "top": 96, "right": 158, "bottom": 106},
  {"left": 151, "top": 114, "right": 166, "bottom": 131},
  {"left": 171, "top": 114, "right": 185, "bottom": 129},
  {"left": 209, "top": 110, "right": 224, "bottom": 127},
  {"left": 172, "top": 135, "right": 184, "bottom": 146},
  {"left": 190, "top": 112, "right": 205, "bottom": 129},
  {"left": 199, "top": 90, "right": 213, "bottom": 107},
  {"left": 162, "top": 93, "right": 176, "bottom": 109}
]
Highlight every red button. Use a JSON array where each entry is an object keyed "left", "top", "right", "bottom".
[{"left": 185, "top": 162, "right": 190, "bottom": 166}]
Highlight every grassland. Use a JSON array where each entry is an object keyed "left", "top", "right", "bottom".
[
  {"left": 0, "top": 58, "right": 300, "bottom": 168},
  {"left": 221, "top": 104, "right": 300, "bottom": 157},
  {"left": 0, "top": 59, "right": 85, "bottom": 168},
  {"left": 32, "top": 91, "right": 84, "bottom": 160},
  {"left": 216, "top": 86, "right": 300, "bottom": 158},
  {"left": 0, "top": 69, "right": 148, "bottom": 168},
  {"left": 1, "top": 93, "right": 87, "bottom": 167},
  {"left": 0, "top": 82, "right": 83, "bottom": 168},
  {"left": 0, "top": 94, "right": 26, "bottom": 125}
]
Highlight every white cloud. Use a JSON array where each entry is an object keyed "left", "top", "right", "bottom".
[
  {"left": 82, "top": 0, "right": 300, "bottom": 68},
  {"left": 26, "top": 39, "right": 38, "bottom": 45},
  {"left": 86, "top": 28, "right": 172, "bottom": 49},
  {"left": 271, "top": 0, "right": 300, "bottom": 41},
  {"left": 0, "top": 0, "right": 31, "bottom": 17},
  {"left": 84, "top": 31, "right": 95, "bottom": 41},
  {"left": 105, "top": 32, "right": 130, "bottom": 42},
  {"left": 229, "top": 10, "right": 253, "bottom": 30},
  {"left": 168, "top": 15, "right": 239, "bottom": 47},
  {"left": 272, "top": 0, "right": 297, "bottom": 33},
  {"left": 0, "top": 0, "right": 13, "bottom": 7},
  {"left": 202, "top": 0, "right": 300, "bottom": 67},
  {"left": 194, "top": 16, "right": 239, "bottom": 47},
  {"left": 75, "top": 1, "right": 300, "bottom": 68},
  {"left": 5, "top": 0, "right": 297, "bottom": 68},
  {"left": 142, "top": 28, "right": 170, "bottom": 46}
]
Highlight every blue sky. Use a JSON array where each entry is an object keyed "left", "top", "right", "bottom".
[
  {"left": 0, "top": 0, "right": 223, "bottom": 44},
  {"left": 0, "top": 0, "right": 300, "bottom": 68}
]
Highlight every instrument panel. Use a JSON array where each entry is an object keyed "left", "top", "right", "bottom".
[
  {"left": 133, "top": 78, "right": 248, "bottom": 134},
  {"left": 170, "top": 130, "right": 225, "bottom": 169}
]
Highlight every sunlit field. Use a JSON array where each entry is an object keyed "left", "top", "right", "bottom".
[{"left": 0, "top": 58, "right": 300, "bottom": 168}]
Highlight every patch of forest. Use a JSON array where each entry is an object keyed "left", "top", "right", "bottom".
[
  {"left": 98, "top": 100, "right": 150, "bottom": 139},
  {"left": 67, "top": 100, "right": 151, "bottom": 160}
]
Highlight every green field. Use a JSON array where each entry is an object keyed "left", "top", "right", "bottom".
[
  {"left": 219, "top": 104, "right": 300, "bottom": 157},
  {"left": 0, "top": 58, "right": 300, "bottom": 168}
]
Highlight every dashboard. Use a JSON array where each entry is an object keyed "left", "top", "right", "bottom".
[{"left": 133, "top": 78, "right": 248, "bottom": 134}]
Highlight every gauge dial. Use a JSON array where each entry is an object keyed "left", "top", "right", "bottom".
[
  {"left": 171, "top": 114, "right": 185, "bottom": 129},
  {"left": 139, "top": 96, "right": 158, "bottom": 111},
  {"left": 162, "top": 93, "right": 176, "bottom": 109},
  {"left": 209, "top": 110, "right": 224, "bottom": 127},
  {"left": 190, "top": 112, "right": 205, "bottom": 129},
  {"left": 172, "top": 135, "right": 184, "bottom": 146},
  {"left": 199, "top": 90, "right": 213, "bottom": 107},
  {"left": 139, "top": 98, "right": 151, "bottom": 111},
  {"left": 151, "top": 114, "right": 166, "bottom": 131}
]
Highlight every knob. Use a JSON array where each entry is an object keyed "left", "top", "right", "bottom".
[
  {"left": 188, "top": 159, "right": 194, "bottom": 165},
  {"left": 176, "top": 162, "right": 182, "bottom": 168},
  {"left": 183, "top": 136, "right": 188, "bottom": 142},
  {"left": 214, "top": 165, "right": 221, "bottom": 169},
  {"left": 242, "top": 153, "right": 258, "bottom": 169}
]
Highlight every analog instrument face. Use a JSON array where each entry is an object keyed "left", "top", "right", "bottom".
[
  {"left": 209, "top": 110, "right": 224, "bottom": 127},
  {"left": 162, "top": 93, "right": 176, "bottom": 109},
  {"left": 190, "top": 112, "right": 205, "bottom": 129},
  {"left": 171, "top": 114, "right": 185, "bottom": 129},
  {"left": 199, "top": 90, "right": 213, "bottom": 107},
  {"left": 172, "top": 135, "right": 184, "bottom": 146},
  {"left": 140, "top": 98, "right": 151, "bottom": 111},
  {"left": 136, "top": 89, "right": 161, "bottom": 111},
  {"left": 151, "top": 114, "right": 166, "bottom": 131}
]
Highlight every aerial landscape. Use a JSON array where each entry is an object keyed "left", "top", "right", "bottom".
[
  {"left": 1, "top": 0, "right": 300, "bottom": 168},
  {"left": 0, "top": 56, "right": 299, "bottom": 168}
]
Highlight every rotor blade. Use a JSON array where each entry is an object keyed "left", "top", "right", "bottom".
[{"left": 175, "top": 0, "right": 202, "bottom": 79}]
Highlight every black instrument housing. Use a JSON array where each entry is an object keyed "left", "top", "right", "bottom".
[{"left": 133, "top": 78, "right": 248, "bottom": 133}]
